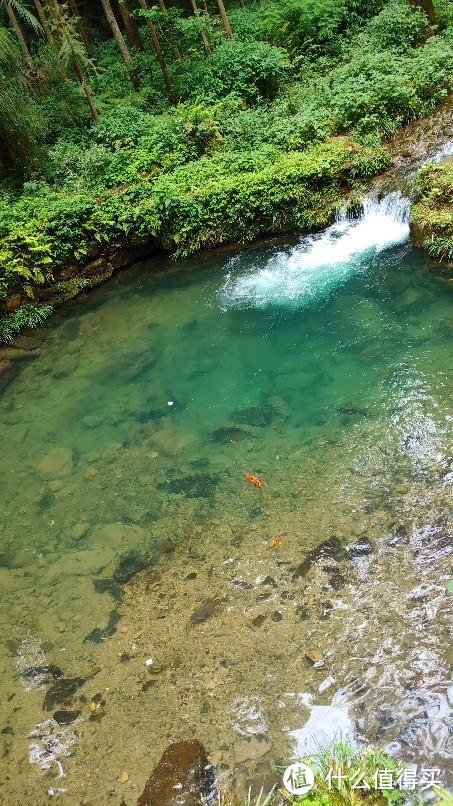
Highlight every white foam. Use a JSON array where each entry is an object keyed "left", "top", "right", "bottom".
[
  {"left": 219, "top": 193, "right": 410, "bottom": 309},
  {"left": 29, "top": 717, "right": 82, "bottom": 776}
]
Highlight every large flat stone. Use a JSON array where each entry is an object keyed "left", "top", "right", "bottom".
[
  {"left": 37, "top": 447, "right": 74, "bottom": 480},
  {"left": 89, "top": 522, "right": 145, "bottom": 549}
]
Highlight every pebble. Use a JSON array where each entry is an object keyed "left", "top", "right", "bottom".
[
  {"left": 48, "top": 480, "right": 65, "bottom": 492},
  {"left": 305, "top": 650, "right": 323, "bottom": 665}
]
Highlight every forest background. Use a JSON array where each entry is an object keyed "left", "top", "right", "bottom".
[{"left": 1, "top": 0, "right": 453, "bottom": 340}]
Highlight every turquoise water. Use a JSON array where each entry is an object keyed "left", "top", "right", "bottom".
[{"left": 0, "top": 201, "right": 452, "bottom": 803}]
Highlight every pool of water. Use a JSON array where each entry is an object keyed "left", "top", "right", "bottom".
[{"left": 0, "top": 200, "right": 452, "bottom": 804}]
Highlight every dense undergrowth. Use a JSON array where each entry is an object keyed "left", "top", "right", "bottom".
[{"left": 2, "top": 0, "right": 453, "bottom": 338}]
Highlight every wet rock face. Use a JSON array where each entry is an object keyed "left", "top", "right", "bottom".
[{"left": 138, "top": 740, "right": 214, "bottom": 806}]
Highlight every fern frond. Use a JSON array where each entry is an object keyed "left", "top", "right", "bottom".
[{"left": 4, "top": 0, "right": 43, "bottom": 34}]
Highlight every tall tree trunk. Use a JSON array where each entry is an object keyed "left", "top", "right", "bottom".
[
  {"left": 216, "top": 0, "right": 233, "bottom": 40},
  {"left": 68, "top": 0, "right": 91, "bottom": 50},
  {"left": 33, "top": 0, "right": 52, "bottom": 41},
  {"left": 138, "top": 0, "right": 177, "bottom": 103},
  {"left": 33, "top": 0, "right": 69, "bottom": 79},
  {"left": 155, "top": 0, "right": 181, "bottom": 60},
  {"left": 99, "top": 0, "right": 140, "bottom": 87},
  {"left": 118, "top": 0, "right": 144, "bottom": 50},
  {"left": 406, "top": 0, "right": 435, "bottom": 23},
  {"left": 73, "top": 59, "right": 99, "bottom": 120},
  {"left": 238, "top": 0, "right": 244, "bottom": 8},
  {"left": 3, "top": 1, "right": 32, "bottom": 62},
  {"left": 190, "top": 0, "right": 211, "bottom": 55}
]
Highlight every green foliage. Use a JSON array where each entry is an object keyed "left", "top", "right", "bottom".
[
  {"left": 172, "top": 41, "right": 290, "bottom": 102},
  {"left": 411, "top": 161, "right": 453, "bottom": 262},
  {"left": 259, "top": 0, "right": 351, "bottom": 59},
  {"left": 0, "top": 137, "right": 389, "bottom": 304},
  {"left": 3, "top": 0, "right": 453, "bottom": 334},
  {"left": 433, "top": 0, "right": 453, "bottom": 27},
  {"left": 0, "top": 304, "right": 53, "bottom": 343},
  {"left": 320, "top": 35, "right": 453, "bottom": 133},
  {"left": 366, "top": 1, "right": 428, "bottom": 51},
  {"left": 1, "top": 0, "right": 42, "bottom": 35}
]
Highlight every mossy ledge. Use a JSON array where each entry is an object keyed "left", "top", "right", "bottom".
[
  {"left": 411, "top": 160, "right": 453, "bottom": 268},
  {"left": 0, "top": 137, "right": 388, "bottom": 342}
]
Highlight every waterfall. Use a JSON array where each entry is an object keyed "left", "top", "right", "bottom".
[{"left": 219, "top": 192, "right": 410, "bottom": 309}]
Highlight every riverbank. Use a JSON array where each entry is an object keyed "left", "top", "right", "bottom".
[
  {"left": 3, "top": 94, "right": 453, "bottom": 348},
  {"left": 0, "top": 136, "right": 387, "bottom": 342}
]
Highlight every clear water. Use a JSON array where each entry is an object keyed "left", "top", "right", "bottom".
[{"left": 0, "top": 197, "right": 452, "bottom": 804}]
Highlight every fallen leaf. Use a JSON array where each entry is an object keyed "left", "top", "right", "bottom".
[{"left": 121, "top": 772, "right": 129, "bottom": 784}]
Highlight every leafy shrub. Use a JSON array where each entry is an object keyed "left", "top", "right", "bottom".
[
  {"left": 38, "top": 79, "right": 90, "bottom": 136},
  {"left": 259, "top": 0, "right": 351, "bottom": 59},
  {"left": 92, "top": 106, "right": 155, "bottom": 147},
  {"left": 434, "top": 0, "right": 453, "bottom": 27},
  {"left": 366, "top": 0, "right": 428, "bottom": 51},
  {"left": 320, "top": 35, "right": 453, "bottom": 133},
  {"left": 172, "top": 41, "right": 289, "bottom": 102}
]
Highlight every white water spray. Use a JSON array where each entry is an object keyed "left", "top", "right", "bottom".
[{"left": 219, "top": 192, "right": 410, "bottom": 309}]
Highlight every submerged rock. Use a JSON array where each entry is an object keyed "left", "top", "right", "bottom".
[
  {"left": 113, "top": 551, "right": 151, "bottom": 584},
  {"left": 189, "top": 597, "right": 224, "bottom": 624},
  {"left": 89, "top": 522, "right": 145, "bottom": 549},
  {"left": 232, "top": 405, "right": 276, "bottom": 428},
  {"left": 37, "top": 447, "right": 74, "bottom": 480},
  {"left": 328, "top": 572, "right": 347, "bottom": 590},
  {"left": 160, "top": 473, "right": 220, "bottom": 498},
  {"left": 83, "top": 610, "right": 121, "bottom": 643},
  {"left": 53, "top": 710, "right": 81, "bottom": 725},
  {"left": 292, "top": 535, "right": 343, "bottom": 580},
  {"left": 345, "top": 538, "right": 374, "bottom": 557},
  {"left": 138, "top": 740, "right": 214, "bottom": 806},
  {"left": 43, "top": 677, "right": 86, "bottom": 710},
  {"left": 211, "top": 426, "right": 251, "bottom": 443},
  {"left": 337, "top": 406, "right": 370, "bottom": 417},
  {"left": 21, "top": 665, "right": 63, "bottom": 685}
]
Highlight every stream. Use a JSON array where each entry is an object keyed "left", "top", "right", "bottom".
[{"left": 0, "top": 189, "right": 452, "bottom": 804}]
